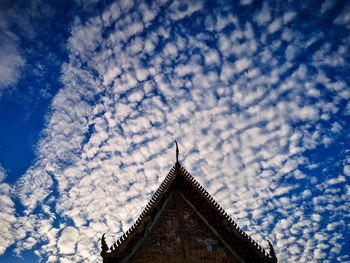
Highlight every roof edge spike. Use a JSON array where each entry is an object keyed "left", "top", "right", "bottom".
[
  {"left": 267, "top": 240, "right": 277, "bottom": 261},
  {"left": 101, "top": 233, "right": 108, "bottom": 253}
]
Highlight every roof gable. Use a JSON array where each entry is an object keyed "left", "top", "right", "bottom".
[{"left": 101, "top": 162, "right": 277, "bottom": 263}]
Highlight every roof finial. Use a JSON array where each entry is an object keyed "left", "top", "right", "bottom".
[
  {"left": 267, "top": 240, "right": 277, "bottom": 261},
  {"left": 101, "top": 234, "right": 108, "bottom": 255},
  {"left": 175, "top": 140, "right": 180, "bottom": 167}
]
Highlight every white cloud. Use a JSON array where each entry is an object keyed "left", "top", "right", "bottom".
[
  {"left": 334, "top": 4, "right": 350, "bottom": 28},
  {"left": 57, "top": 227, "right": 80, "bottom": 255},
  {"left": 283, "top": 12, "right": 297, "bottom": 24},
  {"left": 282, "top": 28, "right": 294, "bottom": 42},
  {"left": 135, "top": 67, "right": 149, "bottom": 82},
  {"left": 0, "top": 26, "right": 25, "bottom": 95},
  {"left": 101, "top": 3, "right": 121, "bottom": 26},
  {"left": 0, "top": 166, "right": 16, "bottom": 254},
  {"left": 74, "top": 0, "right": 100, "bottom": 12},
  {"left": 320, "top": 0, "right": 333, "bottom": 14},
  {"left": 235, "top": 57, "right": 252, "bottom": 72},
  {"left": 285, "top": 44, "right": 299, "bottom": 60},
  {"left": 240, "top": 0, "right": 253, "bottom": 5},
  {"left": 127, "top": 37, "right": 144, "bottom": 55},
  {"left": 344, "top": 165, "right": 350, "bottom": 177},
  {"left": 15, "top": 168, "right": 53, "bottom": 212},
  {"left": 326, "top": 221, "right": 343, "bottom": 231},
  {"left": 168, "top": 1, "right": 203, "bottom": 21},
  {"left": 163, "top": 42, "right": 178, "bottom": 57},
  {"left": 204, "top": 50, "right": 220, "bottom": 65},
  {"left": 144, "top": 38, "right": 156, "bottom": 54},
  {"left": 219, "top": 62, "right": 235, "bottom": 82},
  {"left": 103, "top": 67, "right": 121, "bottom": 86},
  {"left": 254, "top": 2, "right": 271, "bottom": 26},
  {"left": 268, "top": 18, "right": 282, "bottom": 33},
  {"left": 139, "top": 3, "right": 158, "bottom": 24}
]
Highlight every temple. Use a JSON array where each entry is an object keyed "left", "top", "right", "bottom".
[{"left": 101, "top": 142, "right": 277, "bottom": 262}]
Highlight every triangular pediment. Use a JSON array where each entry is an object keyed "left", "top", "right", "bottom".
[
  {"left": 128, "top": 188, "right": 243, "bottom": 263},
  {"left": 101, "top": 163, "right": 277, "bottom": 263}
]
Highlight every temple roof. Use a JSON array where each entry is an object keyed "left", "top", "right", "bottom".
[{"left": 101, "top": 145, "right": 277, "bottom": 263}]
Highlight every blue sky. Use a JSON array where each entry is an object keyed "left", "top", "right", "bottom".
[{"left": 0, "top": 0, "right": 349, "bottom": 262}]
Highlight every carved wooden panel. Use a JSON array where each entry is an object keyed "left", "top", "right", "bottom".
[
  {"left": 129, "top": 189, "right": 240, "bottom": 263},
  {"left": 179, "top": 193, "right": 241, "bottom": 263}
]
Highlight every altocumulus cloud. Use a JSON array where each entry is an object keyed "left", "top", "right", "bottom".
[
  {"left": 1, "top": 0, "right": 350, "bottom": 262},
  {"left": 0, "top": 165, "right": 16, "bottom": 254}
]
